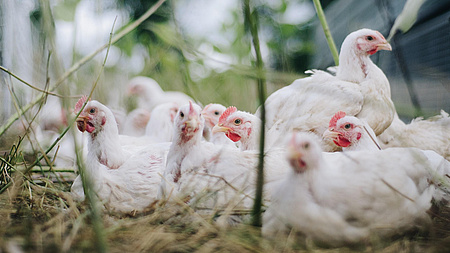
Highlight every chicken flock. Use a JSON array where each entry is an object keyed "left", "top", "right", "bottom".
[{"left": 33, "top": 28, "right": 450, "bottom": 246}]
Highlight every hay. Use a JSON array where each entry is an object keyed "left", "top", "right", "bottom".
[{"left": 0, "top": 175, "right": 450, "bottom": 252}]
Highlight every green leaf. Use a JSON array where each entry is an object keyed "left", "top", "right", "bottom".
[{"left": 212, "top": 45, "right": 223, "bottom": 53}]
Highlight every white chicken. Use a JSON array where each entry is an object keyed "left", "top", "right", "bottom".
[
  {"left": 144, "top": 102, "right": 179, "bottom": 143},
  {"left": 262, "top": 132, "right": 450, "bottom": 246},
  {"left": 260, "top": 28, "right": 395, "bottom": 151},
  {"left": 118, "top": 103, "right": 180, "bottom": 147},
  {"left": 322, "top": 111, "right": 381, "bottom": 151},
  {"left": 120, "top": 108, "right": 151, "bottom": 137},
  {"left": 74, "top": 96, "right": 133, "bottom": 169},
  {"left": 71, "top": 96, "right": 170, "bottom": 212},
  {"left": 201, "top": 103, "right": 235, "bottom": 146},
  {"left": 324, "top": 110, "right": 450, "bottom": 161},
  {"left": 160, "top": 102, "right": 289, "bottom": 209},
  {"left": 127, "top": 76, "right": 194, "bottom": 111},
  {"left": 378, "top": 111, "right": 450, "bottom": 160},
  {"left": 212, "top": 106, "right": 281, "bottom": 151}
]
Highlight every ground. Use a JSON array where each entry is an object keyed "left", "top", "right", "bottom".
[{"left": 0, "top": 170, "right": 450, "bottom": 252}]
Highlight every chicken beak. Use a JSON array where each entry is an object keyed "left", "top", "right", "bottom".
[
  {"left": 287, "top": 146, "right": 307, "bottom": 173},
  {"left": 181, "top": 101, "right": 200, "bottom": 132},
  {"left": 76, "top": 115, "right": 89, "bottom": 132},
  {"left": 184, "top": 113, "right": 199, "bottom": 132},
  {"left": 376, "top": 42, "right": 392, "bottom": 51},
  {"left": 184, "top": 119, "right": 198, "bottom": 130},
  {"left": 212, "top": 124, "right": 231, "bottom": 134},
  {"left": 322, "top": 129, "right": 340, "bottom": 141}
]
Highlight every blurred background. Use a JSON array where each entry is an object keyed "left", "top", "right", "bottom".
[{"left": 0, "top": 0, "right": 449, "bottom": 148}]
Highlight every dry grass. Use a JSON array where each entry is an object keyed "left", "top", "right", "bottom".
[{"left": 0, "top": 170, "right": 450, "bottom": 253}]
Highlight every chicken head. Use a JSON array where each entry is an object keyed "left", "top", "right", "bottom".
[
  {"left": 175, "top": 101, "right": 204, "bottom": 143},
  {"left": 323, "top": 111, "right": 362, "bottom": 148},
  {"left": 288, "top": 132, "right": 323, "bottom": 173},
  {"left": 212, "top": 106, "right": 257, "bottom": 143},
  {"left": 201, "top": 103, "right": 227, "bottom": 129},
  {"left": 349, "top": 29, "right": 392, "bottom": 56},
  {"left": 323, "top": 111, "right": 380, "bottom": 151},
  {"left": 75, "top": 97, "right": 108, "bottom": 134}
]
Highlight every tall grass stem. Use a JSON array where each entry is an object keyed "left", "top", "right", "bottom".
[
  {"left": 243, "top": 0, "right": 266, "bottom": 227},
  {"left": 312, "top": 0, "right": 339, "bottom": 65}
]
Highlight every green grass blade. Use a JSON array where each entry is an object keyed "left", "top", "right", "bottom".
[
  {"left": 243, "top": 0, "right": 266, "bottom": 227},
  {"left": 312, "top": 0, "right": 339, "bottom": 65}
]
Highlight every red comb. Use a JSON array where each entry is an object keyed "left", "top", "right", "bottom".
[
  {"left": 219, "top": 106, "right": 237, "bottom": 124},
  {"left": 329, "top": 111, "right": 346, "bottom": 128},
  {"left": 74, "top": 95, "right": 90, "bottom": 114}
]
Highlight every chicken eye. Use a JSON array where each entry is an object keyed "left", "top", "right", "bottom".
[
  {"left": 234, "top": 119, "right": 241, "bottom": 125},
  {"left": 89, "top": 108, "right": 96, "bottom": 114},
  {"left": 366, "top": 36, "right": 373, "bottom": 41},
  {"left": 304, "top": 143, "right": 309, "bottom": 149},
  {"left": 214, "top": 111, "right": 220, "bottom": 115},
  {"left": 180, "top": 112, "right": 184, "bottom": 118},
  {"left": 344, "top": 124, "right": 351, "bottom": 129}
]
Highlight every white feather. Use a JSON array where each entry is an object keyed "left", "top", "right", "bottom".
[{"left": 263, "top": 132, "right": 450, "bottom": 246}]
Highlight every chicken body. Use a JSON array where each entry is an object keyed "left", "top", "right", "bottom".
[
  {"left": 71, "top": 142, "right": 170, "bottom": 213},
  {"left": 127, "top": 76, "right": 193, "bottom": 111},
  {"left": 120, "top": 108, "right": 151, "bottom": 137},
  {"left": 144, "top": 102, "right": 179, "bottom": 143},
  {"left": 378, "top": 111, "right": 450, "bottom": 160},
  {"left": 71, "top": 97, "right": 170, "bottom": 212},
  {"left": 160, "top": 102, "right": 289, "bottom": 209},
  {"left": 260, "top": 29, "right": 394, "bottom": 151},
  {"left": 117, "top": 103, "right": 178, "bottom": 146},
  {"left": 263, "top": 133, "right": 450, "bottom": 246}
]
